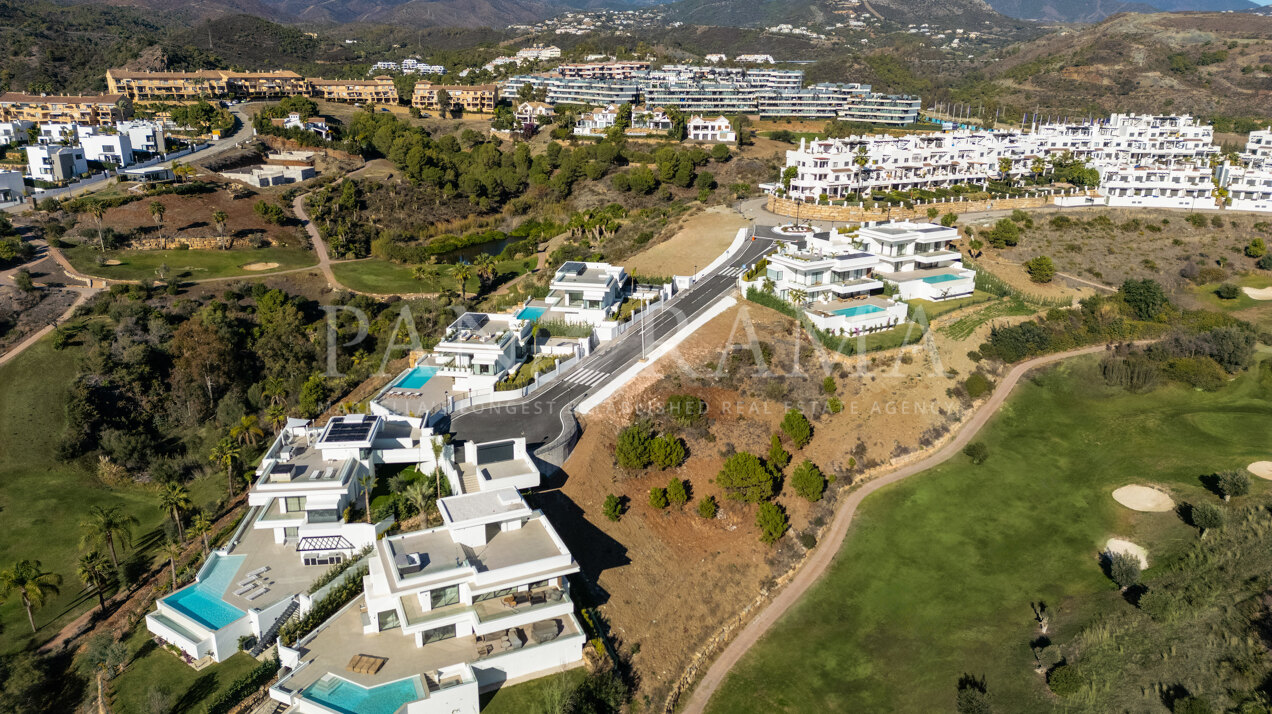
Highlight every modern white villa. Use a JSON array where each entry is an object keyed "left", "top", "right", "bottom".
[
  {"left": 269, "top": 488, "right": 585, "bottom": 714},
  {"left": 536, "top": 261, "right": 631, "bottom": 324},
  {"left": 430, "top": 312, "right": 533, "bottom": 392}
]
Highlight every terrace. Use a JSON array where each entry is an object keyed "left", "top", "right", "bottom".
[{"left": 222, "top": 527, "right": 327, "bottom": 611}]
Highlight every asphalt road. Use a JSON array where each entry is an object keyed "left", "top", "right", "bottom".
[{"left": 447, "top": 232, "right": 775, "bottom": 447}]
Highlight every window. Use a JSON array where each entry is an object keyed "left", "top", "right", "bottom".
[
  {"left": 283, "top": 527, "right": 298, "bottom": 541},
  {"left": 284, "top": 496, "right": 306, "bottom": 513},
  {"left": 422, "top": 624, "right": 455, "bottom": 645},
  {"left": 430, "top": 585, "right": 460, "bottom": 609},
  {"left": 378, "top": 609, "right": 401, "bottom": 631},
  {"left": 473, "top": 587, "right": 518, "bottom": 602},
  {"left": 529, "top": 579, "right": 552, "bottom": 590}
]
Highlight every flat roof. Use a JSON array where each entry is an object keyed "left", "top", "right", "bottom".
[{"left": 439, "top": 489, "right": 530, "bottom": 525}]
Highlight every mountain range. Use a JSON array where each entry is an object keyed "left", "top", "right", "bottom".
[{"left": 986, "top": 0, "right": 1261, "bottom": 22}]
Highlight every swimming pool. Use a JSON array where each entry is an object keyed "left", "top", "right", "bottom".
[
  {"left": 162, "top": 554, "right": 246, "bottom": 630},
  {"left": 301, "top": 674, "right": 424, "bottom": 714},
  {"left": 922, "top": 274, "right": 965, "bottom": 284},
  {"left": 515, "top": 306, "right": 548, "bottom": 321},
  {"left": 396, "top": 365, "right": 439, "bottom": 390},
  {"left": 832, "top": 304, "right": 884, "bottom": 318}
]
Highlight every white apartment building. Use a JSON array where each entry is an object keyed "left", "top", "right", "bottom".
[
  {"left": 1099, "top": 164, "right": 1216, "bottom": 210},
  {"left": 0, "top": 170, "right": 24, "bottom": 205},
  {"left": 687, "top": 115, "right": 735, "bottom": 142},
  {"left": 516, "top": 44, "right": 562, "bottom": 61},
  {"left": 1246, "top": 129, "right": 1272, "bottom": 167},
  {"left": 116, "top": 120, "right": 166, "bottom": 154},
  {"left": 26, "top": 144, "right": 86, "bottom": 182},
  {"left": 0, "top": 120, "right": 33, "bottom": 145},
  {"left": 1217, "top": 162, "right": 1272, "bottom": 212},
  {"left": 80, "top": 132, "right": 133, "bottom": 166},
  {"left": 432, "top": 312, "right": 532, "bottom": 392},
  {"left": 736, "top": 54, "right": 775, "bottom": 63},
  {"left": 270, "top": 488, "right": 585, "bottom": 714},
  {"left": 573, "top": 104, "right": 670, "bottom": 137},
  {"left": 38, "top": 122, "right": 78, "bottom": 144}
]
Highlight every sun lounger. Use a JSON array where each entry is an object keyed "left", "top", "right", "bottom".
[
  {"left": 246, "top": 587, "right": 268, "bottom": 601},
  {"left": 346, "top": 654, "right": 387, "bottom": 674},
  {"left": 237, "top": 577, "right": 256, "bottom": 587},
  {"left": 234, "top": 583, "right": 258, "bottom": 596},
  {"left": 246, "top": 566, "right": 269, "bottom": 578}
]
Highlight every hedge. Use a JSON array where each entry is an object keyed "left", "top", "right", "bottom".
[
  {"left": 205, "top": 656, "right": 279, "bottom": 714},
  {"left": 278, "top": 565, "right": 368, "bottom": 646}
]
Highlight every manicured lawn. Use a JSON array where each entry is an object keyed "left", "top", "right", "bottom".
[
  {"left": 909, "top": 289, "right": 999, "bottom": 321},
  {"left": 705, "top": 355, "right": 1272, "bottom": 713},
  {"left": 1191, "top": 273, "right": 1272, "bottom": 330},
  {"left": 331, "top": 257, "right": 536, "bottom": 295},
  {"left": 109, "top": 626, "right": 259, "bottom": 714},
  {"left": 0, "top": 337, "right": 223, "bottom": 655},
  {"left": 62, "top": 244, "right": 317, "bottom": 281},
  {"left": 480, "top": 667, "right": 587, "bottom": 714}
]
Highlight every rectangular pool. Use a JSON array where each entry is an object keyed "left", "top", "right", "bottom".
[
  {"left": 301, "top": 674, "right": 424, "bottom": 714},
  {"left": 922, "top": 274, "right": 965, "bottom": 284},
  {"left": 515, "top": 306, "right": 548, "bottom": 321},
  {"left": 832, "top": 304, "right": 884, "bottom": 317},
  {"left": 396, "top": 365, "right": 439, "bottom": 390},
  {"left": 162, "top": 554, "right": 246, "bottom": 630}
]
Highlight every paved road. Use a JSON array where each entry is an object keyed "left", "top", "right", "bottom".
[
  {"left": 679, "top": 341, "right": 1136, "bottom": 714},
  {"left": 448, "top": 233, "right": 774, "bottom": 447}
]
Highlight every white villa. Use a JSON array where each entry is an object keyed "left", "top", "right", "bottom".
[
  {"left": 79, "top": 132, "right": 134, "bottom": 166},
  {"left": 431, "top": 312, "right": 532, "bottom": 392},
  {"left": 269, "top": 488, "right": 585, "bottom": 714},
  {"left": 0, "top": 120, "right": 33, "bottom": 145},
  {"left": 514, "top": 101, "right": 553, "bottom": 126},
  {"left": 573, "top": 104, "right": 671, "bottom": 137},
  {"left": 26, "top": 144, "right": 86, "bottom": 182},
  {"left": 537, "top": 261, "right": 630, "bottom": 324},
  {"left": 687, "top": 115, "right": 735, "bottom": 142}
]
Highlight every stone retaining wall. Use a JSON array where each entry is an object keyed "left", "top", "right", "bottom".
[
  {"left": 766, "top": 191, "right": 1099, "bottom": 223},
  {"left": 258, "top": 134, "right": 363, "bottom": 163},
  {"left": 127, "top": 235, "right": 228, "bottom": 250}
]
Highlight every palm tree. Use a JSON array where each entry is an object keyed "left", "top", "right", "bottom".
[
  {"left": 162, "top": 541, "right": 183, "bottom": 591},
  {"left": 86, "top": 200, "right": 107, "bottom": 251},
  {"left": 212, "top": 209, "right": 229, "bottom": 248},
  {"left": 430, "top": 437, "right": 446, "bottom": 501},
  {"left": 171, "top": 161, "right": 196, "bottom": 182},
  {"left": 0, "top": 560, "right": 62, "bottom": 632},
  {"left": 265, "top": 403, "right": 288, "bottom": 433},
  {"left": 76, "top": 551, "right": 113, "bottom": 613},
  {"left": 80, "top": 505, "right": 138, "bottom": 567},
  {"left": 209, "top": 438, "right": 241, "bottom": 498},
  {"left": 762, "top": 277, "right": 776, "bottom": 294},
  {"left": 403, "top": 481, "right": 430, "bottom": 521},
  {"left": 452, "top": 262, "right": 473, "bottom": 300},
  {"left": 789, "top": 288, "right": 807, "bottom": 305},
  {"left": 191, "top": 513, "right": 213, "bottom": 555},
  {"left": 148, "top": 201, "right": 166, "bottom": 244},
  {"left": 262, "top": 376, "right": 288, "bottom": 407},
  {"left": 358, "top": 473, "right": 375, "bottom": 524},
  {"left": 474, "top": 254, "right": 497, "bottom": 290},
  {"left": 412, "top": 265, "right": 431, "bottom": 283},
  {"left": 231, "top": 414, "right": 264, "bottom": 447},
  {"left": 158, "top": 482, "right": 192, "bottom": 540}
]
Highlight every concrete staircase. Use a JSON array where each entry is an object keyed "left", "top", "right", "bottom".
[
  {"left": 251, "top": 598, "right": 299, "bottom": 657},
  {"left": 460, "top": 469, "right": 482, "bottom": 494}
]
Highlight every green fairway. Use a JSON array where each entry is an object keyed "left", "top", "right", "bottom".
[
  {"left": 705, "top": 355, "right": 1272, "bottom": 713},
  {"left": 480, "top": 668, "right": 587, "bottom": 714},
  {"left": 109, "top": 626, "right": 259, "bottom": 714},
  {"left": 62, "top": 245, "right": 317, "bottom": 281},
  {"left": 0, "top": 337, "right": 223, "bottom": 655},
  {"left": 1190, "top": 273, "right": 1272, "bottom": 331},
  {"left": 331, "top": 257, "right": 536, "bottom": 295}
]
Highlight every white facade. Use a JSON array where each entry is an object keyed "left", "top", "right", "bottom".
[
  {"left": 37, "top": 122, "right": 78, "bottom": 144},
  {"left": 80, "top": 132, "right": 134, "bottom": 166},
  {"left": 0, "top": 170, "right": 24, "bottom": 205},
  {"left": 0, "top": 120, "right": 33, "bottom": 145},
  {"left": 543, "top": 261, "right": 630, "bottom": 323},
  {"left": 516, "top": 44, "right": 562, "bottom": 61},
  {"left": 1218, "top": 163, "right": 1272, "bottom": 212},
  {"left": 1099, "top": 164, "right": 1216, "bottom": 210},
  {"left": 26, "top": 144, "right": 86, "bottom": 182},
  {"left": 221, "top": 164, "right": 315, "bottom": 187},
  {"left": 433, "top": 313, "right": 531, "bottom": 392},
  {"left": 116, "top": 120, "right": 166, "bottom": 154},
  {"left": 687, "top": 115, "right": 735, "bottom": 142}
]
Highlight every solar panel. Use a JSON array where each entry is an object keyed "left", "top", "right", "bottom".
[
  {"left": 323, "top": 417, "right": 377, "bottom": 443},
  {"left": 454, "top": 313, "right": 488, "bottom": 331}
]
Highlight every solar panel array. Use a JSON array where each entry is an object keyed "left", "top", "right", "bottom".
[
  {"left": 324, "top": 418, "right": 375, "bottom": 443},
  {"left": 453, "top": 313, "right": 489, "bottom": 331}
]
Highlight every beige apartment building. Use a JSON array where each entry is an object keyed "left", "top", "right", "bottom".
[
  {"left": 0, "top": 93, "right": 130, "bottom": 125},
  {"left": 105, "top": 70, "right": 308, "bottom": 101},
  {"left": 411, "top": 82, "right": 498, "bottom": 114},
  {"left": 307, "top": 76, "right": 399, "bottom": 104}
]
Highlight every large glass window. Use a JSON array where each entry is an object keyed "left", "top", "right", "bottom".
[
  {"left": 473, "top": 587, "right": 518, "bottom": 603},
  {"left": 430, "top": 585, "right": 460, "bottom": 609},
  {"left": 377, "top": 609, "right": 400, "bottom": 631},
  {"left": 284, "top": 496, "right": 306, "bottom": 513},
  {"left": 421, "top": 624, "right": 456, "bottom": 645}
]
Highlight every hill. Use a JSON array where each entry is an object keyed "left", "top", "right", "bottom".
[
  {"left": 978, "top": 12, "right": 1272, "bottom": 120},
  {"left": 257, "top": 0, "right": 554, "bottom": 28},
  {"left": 662, "top": 0, "right": 1007, "bottom": 27},
  {"left": 988, "top": 0, "right": 1260, "bottom": 22}
]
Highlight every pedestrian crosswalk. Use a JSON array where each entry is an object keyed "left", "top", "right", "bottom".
[
  {"left": 719, "top": 266, "right": 743, "bottom": 277},
  {"left": 567, "top": 368, "right": 609, "bottom": 387}
]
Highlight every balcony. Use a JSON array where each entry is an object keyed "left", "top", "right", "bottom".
[{"left": 474, "top": 587, "right": 570, "bottom": 624}]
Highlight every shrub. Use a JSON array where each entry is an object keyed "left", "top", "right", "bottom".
[
  {"left": 667, "top": 478, "right": 688, "bottom": 507},
  {"left": 1137, "top": 587, "right": 1183, "bottom": 622},
  {"left": 822, "top": 376, "right": 837, "bottom": 394},
  {"left": 1246, "top": 237, "right": 1267, "bottom": 258},
  {"left": 1106, "top": 551, "right": 1141, "bottom": 590},
  {"left": 1174, "top": 697, "right": 1213, "bottom": 714},
  {"left": 1191, "top": 501, "right": 1225, "bottom": 536},
  {"left": 1215, "top": 469, "right": 1250, "bottom": 501},
  {"left": 963, "top": 442, "right": 989, "bottom": 465},
  {"left": 790, "top": 460, "right": 826, "bottom": 502},
  {"left": 756, "top": 502, "right": 789, "bottom": 544},
  {"left": 941, "top": 212, "right": 958, "bottom": 227},
  {"left": 1162, "top": 356, "right": 1227, "bottom": 391},
  {"left": 649, "top": 434, "right": 687, "bottom": 470},
  {"left": 665, "top": 393, "right": 707, "bottom": 427},
  {"left": 798, "top": 532, "right": 817, "bottom": 549},
  {"left": 964, "top": 373, "right": 992, "bottom": 399},
  {"left": 648, "top": 487, "right": 668, "bottom": 509},
  {"left": 615, "top": 420, "right": 654, "bottom": 469},
  {"left": 206, "top": 656, "right": 280, "bottom": 714},
  {"left": 1185, "top": 213, "right": 1207, "bottom": 228},
  {"left": 697, "top": 495, "right": 718, "bottom": 519},
  {"left": 603, "top": 494, "right": 624, "bottom": 522},
  {"left": 1024, "top": 255, "right": 1055, "bottom": 283},
  {"left": 984, "top": 218, "right": 1021, "bottom": 248},
  {"left": 1258, "top": 253, "right": 1272, "bottom": 270},
  {"left": 716, "top": 453, "right": 775, "bottom": 502},
  {"left": 827, "top": 397, "right": 843, "bottom": 413},
  {"left": 1215, "top": 283, "right": 1240, "bottom": 300},
  {"left": 1047, "top": 664, "right": 1083, "bottom": 697},
  {"left": 1119, "top": 279, "right": 1168, "bottom": 320},
  {"left": 768, "top": 434, "right": 791, "bottom": 470},
  {"left": 780, "top": 409, "right": 812, "bottom": 448}
]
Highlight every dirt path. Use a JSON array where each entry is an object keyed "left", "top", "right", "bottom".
[
  {"left": 681, "top": 341, "right": 1128, "bottom": 714},
  {"left": 293, "top": 193, "right": 338, "bottom": 289},
  {"left": 0, "top": 286, "right": 96, "bottom": 368}
]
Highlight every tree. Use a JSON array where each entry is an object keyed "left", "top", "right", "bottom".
[
  {"left": 941, "top": 212, "right": 958, "bottom": 227},
  {"left": 172, "top": 161, "right": 196, "bottom": 182},
  {"left": 821, "top": 376, "right": 837, "bottom": 394},
  {"left": 963, "top": 442, "right": 989, "bottom": 465},
  {"left": 1046, "top": 664, "right": 1082, "bottom": 697},
  {"left": 451, "top": 262, "right": 473, "bottom": 299},
  {"left": 667, "top": 478, "right": 688, "bottom": 508},
  {"left": 697, "top": 495, "right": 718, "bottom": 519},
  {"left": 148, "top": 200, "right": 166, "bottom": 243},
  {"left": 768, "top": 434, "right": 790, "bottom": 470},
  {"left": 191, "top": 512, "right": 213, "bottom": 555},
  {"left": 710, "top": 143, "right": 731, "bottom": 162},
  {"left": 780, "top": 409, "right": 812, "bottom": 448},
  {"left": 158, "top": 481, "right": 192, "bottom": 540},
  {"left": 1120, "top": 279, "right": 1168, "bottom": 320},
  {"left": 0, "top": 560, "right": 62, "bottom": 632},
  {"left": 615, "top": 420, "right": 654, "bottom": 469},
  {"left": 1245, "top": 237, "right": 1266, "bottom": 258},
  {"left": 86, "top": 200, "right": 107, "bottom": 251},
  {"left": 265, "top": 403, "right": 288, "bottom": 433},
  {"left": 717, "top": 453, "right": 775, "bottom": 502},
  {"left": 358, "top": 473, "right": 375, "bottom": 523},
  {"left": 956, "top": 676, "right": 992, "bottom": 714},
  {"left": 76, "top": 551, "right": 113, "bottom": 612},
  {"left": 209, "top": 438, "right": 241, "bottom": 498},
  {"left": 162, "top": 540, "right": 182, "bottom": 591},
  {"left": 80, "top": 505, "right": 138, "bottom": 567},
  {"left": 603, "top": 494, "right": 624, "bottom": 522},
  {"left": 649, "top": 487, "right": 668, "bottom": 509},
  {"left": 435, "top": 89, "right": 451, "bottom": 117},
  {"left": 212, "top": 209, "right": 229, "bottom": 245},
  {"left": 1215, "top": 469, "right": 1250, "bottom": 501},
  {"left": 1191, "top": 502, "right": 1224, "bottom": 537},
  {"left": 756, "top": 502, "right": 789, "bottom": 544},
  {"left": 788, "top": 288, "right": 807, "bottom": 305},
  {"left": 1106, "top": 551, "right": 1141, "bottom": 591},
  {"left": 13, "top": 268, "right": 34, "bottom": 293},
  {"left": 649, "top": 434, "right": 686, "bottom": 470},
  {"left": 790, "top": 460, "right": 826, "bottom": 502},
  {"left": 231, "top": 414, "right": 264, "bottom": 447},
  {"left": 1024, "top": 256, "right": 1055, "bottom": 283}
]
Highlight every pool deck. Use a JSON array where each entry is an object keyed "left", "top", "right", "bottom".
[
  {"left": 222, "top": 527, "right": 326, "bottom": 612},
  {"left": 886, "top": 266, "right": 972, "bottom": 283},
  {"left": 375, "top": 372, "right": 459, "bottom": 419},
  {"left": 807, "top": 296, "right": 896, "bottom": 319}
]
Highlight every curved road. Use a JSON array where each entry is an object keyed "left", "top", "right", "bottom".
[{"left": 681, "top": 341, "right": 1121, "bottom": 714}]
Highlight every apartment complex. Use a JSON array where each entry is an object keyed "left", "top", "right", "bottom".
[
  {"left": 308, "top": 77, "right": 399, "bottom": 104},
  {"left": 26, "top": 144, "right": 87, "bottom": 182},
  {"left": 412, "top": 83, "right": 499, "bottom": 114},
  {"left": 556, "top": 60, "right": 649, "bottom": 79},
  {"left": 0, "top": 92, "right": 129, "bottom": 126},
  {"left": 106, "top": 69, "right": 307, "bottom": 100}
]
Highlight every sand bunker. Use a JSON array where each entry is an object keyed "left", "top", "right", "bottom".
[
  {"left": 102, "top": 259, "right": 122, "bottom": 266},
  {"left": 1247, "top": 461, "right": 1272, "bottom": 480},
  {"left": 241, "top": 262, "right": 280, "bottom": 271},
  {"left": 1111, "top": 485, "right": 1174, "bottom": 512},
  {"left": 1242, "top": 287, "right": 1272, "bottom": 301},
  {"left": 1106, "top": 538, "right": 1149, "bottom": 569}
]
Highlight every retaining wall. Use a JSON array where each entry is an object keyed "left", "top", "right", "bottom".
[{"left": 766, "top": 191, "right": 1098, "bottom": 223}]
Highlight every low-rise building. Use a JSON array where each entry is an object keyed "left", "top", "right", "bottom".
[
  {"left": 308, "top": 77, "right": 399, "bottom": 104},
  {"left": 412, "top": 83, "right": 498, "bottom": 114},
  {"left": 0, "top": 120, "right": 33, "bottom": 145},
  {"left": 687, "top": 115, "right": 735, "bottom": 142},
  {"left": 1099, "top": 164, "right": 1216, "bottom": 210},
  {"left": 26, "top": 144, "right": 86, "bottom": 182},
  {"left": 116, "top": 120, "right": 166, "bottom": 154},
  {"left": 221, "top": 164, "right": 315, "bottom": 187},
  {"left": 0, "top": 92, "right": 129, "bottom": 126},
  {"left": 80, "top": 132, "right": 134, "bottom": 166},
  {"left": 516, "top": 44, "right": 562, "bottom": 61},
  {"left": 539, "top": 261, "right": 630, "bottom": 323},
  {"left": 106, "top": 69, "right": 307, "bottom": 100},
  {"left": 1218, "top": 162, "right": 1272, "bottom": 212},
  {"left": 432, "top": 312, "right": 532, "bottom": 392},
  {"left": 514, "top": 101, "right": 553, "bottom": 126},
  {"left": 0, "top": 170, "right": 25, "bottom": 205}
]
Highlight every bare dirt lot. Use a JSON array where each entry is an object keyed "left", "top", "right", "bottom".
[
  {"left": 622, "top": 206, "right": 751, "bottom": 277},
  {"left": 99, "top": 187, "right": 306, "bottom": 248},
  {"left": 550, "top": 298, "right": 1013, "bottom": 706},
  {"left": 0, "top": 286, "right": 77, "bottom": 352}
]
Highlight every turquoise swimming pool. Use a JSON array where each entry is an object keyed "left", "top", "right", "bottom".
[
  {"left": 922, "top": 273, "right": 964, "bottom": 284},
  {"left": 832, "top": 304, "right": 884, "bottom": 318},
  {"left": 162, "top": 554, "right": 246, "bottom": 630},
  {"left": 396, "top": 365, "right": 439, "bottom": 390},
  {"left": 516, "top": 306, "right": 548, "bottom": 321},
  {"left": 301, "top": 674, "right": 424, "bottom": 714}
]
